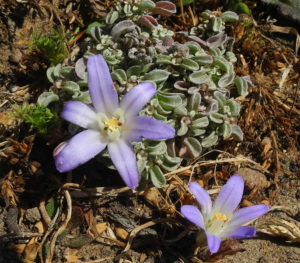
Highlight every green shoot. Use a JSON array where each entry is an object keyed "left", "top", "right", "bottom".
[
  {"left": 32, "top": 28, "right": 68, "bottom": 65},
  {"left": 12, "top": 104, "right": 59, "bottom": 135}
]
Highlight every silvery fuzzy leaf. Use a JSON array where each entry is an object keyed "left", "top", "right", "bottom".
[
  {"left": 127, "top": 65, "right": 143, "bottom": 77},
  {"left": 188, "top": 71, "right": 210, "bottom": 85},
  {"left": 189, "top": 128, "right": 206, "bottom": 136},
  {"left": 105, "top": 10, "right": 119, "bottom": 25},
  {"left": 157, "top": 92, "right": 183, "bottom": 110},
  {"left": 177, "top": 120, "right": 189, "bottom": 136},
  {"left": 210, "top": 47, "right": 223, "bottom": 57},
  {"left": 123, "top": 4, "right": 133, "bottom": 16},
  {"left": 181, "top": 58, "right": 199, "bottom": 71},
  {"left": 183, "top": 137, "right": 202, "bottom": 158},
  {"left": 206, "top": 32, "right": 227, "bottom": 48},
  {"left": 62, "top": 81, "right": 80, "bottom": 93},
  {"left": 201, "top": 132, "right": 218, "bottom": 148},
  {"left": 231, "top": 124, "right": 243, "bottom": 141},
  {"left": 156, "top": 55, "right": 173, "bottom": 64},
  {"left": 187, "top": 35, "right": 208, "bottom": 47},
  {"left": 242, "top": 75, "right": 253, "bottom": 86},
  {"left": 139, "top": 0, "right": 156, "bottom": 11},
  {"left": 77, "top": 79, "right": 88, "bottom": 87},
  {"left": 153, "top": 111, "right": 167, "bottom": 121},
  {"left": 209, "top": 112, "right": 224, "bottom": 124},
  {"left": 174, "top": 105, "right": 188, "bottom": 116},
  {"left": 188, "top": 92, "right": 201, "bottom": 111},
  {"left": 156, "top": 101, "right": 172, "bottom": 115},
  {"left": 37, "top": 91, "right": 59, "bottom": 107},
  {"left": 162, "top": 36, "right": 175, "bottom": 47},
  {"left": 225, "top": 51, "right": 237, "bottom": 63},
  {"left": 150, "top": 165, "right": 166, "bottom": 188},
  {"left": 207, "top": 80, "right": 217, "bottom": 90},
  {"left": 46, "top": 67, "right": 56, "bottom": 83},
  {"left": 142, "top": 63, "right": 154, "bottom": 73},
  {"left": 144, "top": 69, "right": 170, "bottom": 83},
  {"left": 152, "top": 1, "right": 176, "bottom": 16},
  {"left": 221, "top": 11, "right": 239, "bottom": 22},
  {"left": 191, "top": 116, "right": 209, "bottom": 129},
  {"left": 207, "top": 98, "right": 219, "bottom": 112},
  {"left": 137, "top": 157, "right": 147, "bottom": 173},
  {"left": 60, "top": 66, "right": 74, "bottom": 79},
  {"left": 214, "top": 56, "right": 231, "bottom": 72},
  {"left": 111, "top": 69, "right": 127, "bottom": 85},
  {"left": 147, "top": 141, "right": 167, "bottom": 155},
  {"left": 187, "top": 86, "right": 200, "bottom": 94},
  {"left": 218, "top": 72, "right": 235, "bottom": 88},
  {"left": 213, "top": 90, "right": 226, "bottom": 106},
  {"left": 211, "top": 17, "right": 225, "bottom": 33},
  {"left": 103, "top": 49, "right": 123, "bottom": 65},
  {"left": 90, "top": 26, "right": 102, "bottom": 42},
  {"left": 225, "top": 99, "right": 241, "bottom": 116},
  {"left": 159, "top": 154, "right": 182, "bottom": 172},
  {"left": 218, "top": 122, "right": 233, "bottom": 139},
  {"left": 193, "top": 55, "right": 213, "bottom": 65},
  {"left": 75, "top": 58, "right": 86, "bottom": 79},
  {"left": 111, "top": 20, "right": 139, "bottom": 41},
  {"left": 72, "top": 91, "right": 91, "bottom": 104},
  {"left": 184, "top": 41, "right": 203, "bottom": 55},
  {"left": 234, "top": 76, "right": 249, "bottom": 97},
  {"left": 201, "top": 10, "right": 213, "bottom": 19},
  {"left": 139, "top": 15, "right": 158, "bottom": 28},
  {"left": 53, "top": 64, "right": 62, "bottom": 78},
  {"left": 174, "top": 81, "right": 189, "bottom": 91}
]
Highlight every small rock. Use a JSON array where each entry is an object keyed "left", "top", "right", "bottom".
[
  {"left": 236, "top": 167, "right": 270, "bottom": 190},
  {"left": 24, "top": 207, "right": 41, "bottom": 223}
]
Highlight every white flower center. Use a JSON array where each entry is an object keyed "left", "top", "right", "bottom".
[
  {"left": 206, "top": 212, "right": 229, "bottom": 235},
  {"left": 96, "top": 108, "right": 125, "bottom": 141}
]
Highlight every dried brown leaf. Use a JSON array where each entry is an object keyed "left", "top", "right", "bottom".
[
  {"left": 115, "top": 227, "right": 129, "bottom": 241},
  {"left": 63, "top": 248, "right": 79, "bottom": 263},
  {"left": 0, "top": 179, "right": 18, "bottom": 207},
  {"left": 96, "top": 222, "right": 107, "bottom": 235},
  {"left": 22, "top": 242, "right": 39, "bottom": 263},
  {"left": 260, "top": 218, "right": 300, "bottom": 242}
]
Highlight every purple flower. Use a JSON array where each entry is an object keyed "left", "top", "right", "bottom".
[
  {"left": 181, "top": 175, "right": 269, "bottom": 254},
  {"left": 54, "top": 54, "right": 175, "bottom": 189}
]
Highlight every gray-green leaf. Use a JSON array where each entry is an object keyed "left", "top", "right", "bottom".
[{"left": 150, "top": 165, "right": 166, "bottom": 188}]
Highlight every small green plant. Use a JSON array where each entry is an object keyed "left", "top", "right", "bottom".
[
  {"left": 226, "top": 0, "right": 251, "bottom": 15},
  {"left": 12, "top": 104, "right": 59, "bottom": 135},
  {"left": 32, "top": 28, "right": 68, "bottom": 65}
]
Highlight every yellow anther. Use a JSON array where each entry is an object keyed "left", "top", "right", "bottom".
[
  {"left": 212, "top": 213, "right": 228, "bottom": 222},
  {"left": 104, "top": 118, "right": 121, "bottom": 131}
]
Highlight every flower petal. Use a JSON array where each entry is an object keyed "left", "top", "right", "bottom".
[
  {"left": 55, "top": 130, "right": 107, "bottom": 172},
  {"left": 87, "top": 54, "right": 118, "bottom": 115},
  {"left": 228, "top": 226, "right": 256, "bottom": 239},
  {"left": 125, "top": 116, "right": 175, "bottom": 141},
  {"left": 227, "top": 204, "right": 269, "bottom": 228},
  {"left": 213, "top": 174, "right": 244, "bottom": 214},
  {"left": 189, "top": 182, "right": 212, "bottom": 218},
  {"left": 107, "top": 139, "right": 139, "bottom": 189},
  {"left": 181, "top": 205, "right": 205, "bottom": 229},
  {"left": 61, "top": 101, "right": 97, "bottom": 129},
  {"left": 206, "top": 233, "right": 221, "bottom": 254},
  {"left": 120, "top": 82, "right": 156, "bottom": 117}
]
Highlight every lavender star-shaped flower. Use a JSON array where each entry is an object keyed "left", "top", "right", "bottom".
[
  {"left": 181, "top": 175, "right": 269, "bottom": 254},
  {"left": 54, "top": 54, "right": 175, "bottom": 189}
]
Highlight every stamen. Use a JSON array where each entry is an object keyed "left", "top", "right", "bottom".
[
  {"left": 105, "top": 118, "right": 121, "bottom": 131},
  {"left": 212, "top": 213, "right": 228, "bottom": 222}
]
